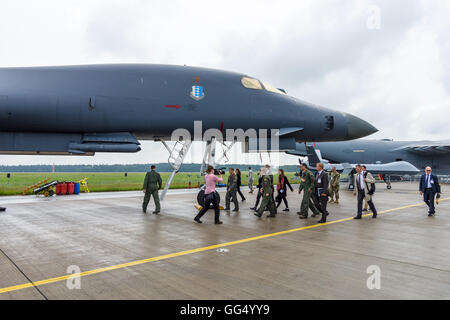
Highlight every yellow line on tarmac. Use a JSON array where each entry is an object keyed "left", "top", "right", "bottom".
[{"left": 0, "top": 197, "right": 448, "bottom": 295}]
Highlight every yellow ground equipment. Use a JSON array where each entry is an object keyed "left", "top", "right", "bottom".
[
  {"left": 22, "top": 178, "right": 50, "bottom": 195},
  {"left": 33, "top": 181, "right": 58, "bottom": 197},
  {"left": 79, "top": 178, "right": 90, "bottom": 193}
]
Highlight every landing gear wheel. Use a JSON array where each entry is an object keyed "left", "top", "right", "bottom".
[{"left": 197, "top": 190, "right": 220, "bottom": 208}]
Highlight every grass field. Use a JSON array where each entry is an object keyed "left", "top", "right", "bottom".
[{"left": 0, "top": 172, "right": 300, "bottom": 196}]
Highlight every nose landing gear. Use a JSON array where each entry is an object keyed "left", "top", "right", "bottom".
[{"left": 380, "top": 174, "right": 392, "bottom": 189}]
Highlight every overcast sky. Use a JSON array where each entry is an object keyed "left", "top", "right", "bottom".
[{"left": 0, "top": 0, "right": 449, "bottom": 166}]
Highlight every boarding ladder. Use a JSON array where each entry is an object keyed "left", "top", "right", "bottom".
[{"left": 160, "top": 140, "right": 192, "bottom": 200}]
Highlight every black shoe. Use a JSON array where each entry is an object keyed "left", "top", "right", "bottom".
[
  {"left": 241, "top": 198, "right": 246, "bottom": 202},
  {"left": 354, "top": 216, "right": 362, "bottom": 220},
  {"left": 283, "top": 208, "right": 290, "bottom": 212},
  {"left": 194, "top": 218, "right": 202, "bottom": 223},
  {"left": 224, "top": 208, "right": 230, "bottom": 211},
  {"left": 254, "top": 213, "right": 262, "bottom": 218},
  {"left": 318, "top": 219, "right": 326, "bottom": 223},
  {"left": 362, "top": 209, "right": 368, "bottom": 212},
  {"left": 152, "top": 211, "right": 160, "bottom": 214},
  {"left": 143, "top": 209, "right": 147, "bottom": 214},
  {"left": 268, "top": 214, "right": 276, "bottom": 218},
  {"left": 232, "top": 209, "right": 239, "bottom": 212},
  {"left": 311, "top": 213, "right": 319, "bottom": 217},
  {"left": 250, "top": 207, "right": 256, "bottom": 211},
  {"left": 372, "top": 213, "right": 377, "bottom": 219},
  {"left": 428, "top": 213, "right": 434, "bottom": 217},
  {"left": 299, "top": 215, "right": 308, "bottom": 219},
  {"left": 296, "top": 211, "right": 302, "bottom": 215},
  {"left": 215, "top": 221, "right": 223, "bottom": 225}
]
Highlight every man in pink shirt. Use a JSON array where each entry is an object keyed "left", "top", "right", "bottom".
[{"left": 194, "top": 166, "right": 223, "bottom": 224}]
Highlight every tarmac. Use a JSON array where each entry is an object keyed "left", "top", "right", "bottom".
[{"left": 0, "top": 181, "right": 449, "bottom": 300}]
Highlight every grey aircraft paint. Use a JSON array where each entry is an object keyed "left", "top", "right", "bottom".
[
  {"left": 0, "top": 64, "right": 377, "bottom": 155},
  {"left": 289, "top": 139, "right": 450, "bottom": 175}
]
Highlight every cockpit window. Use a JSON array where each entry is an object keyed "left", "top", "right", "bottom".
[
  {"left": 241, "top": 77, "right": 263, "bottom": 90},
  {"left": 261, "top": 82, "right": 286, "bottom": 95},
  {"left": 241, "top": 76, "right": 287, "bottom": 95}
]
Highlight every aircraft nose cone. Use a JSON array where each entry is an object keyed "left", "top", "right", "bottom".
[{"left": 345, "top": 113, "right": 378, "bottom": 139}]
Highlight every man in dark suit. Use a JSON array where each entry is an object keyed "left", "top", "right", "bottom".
[
  {"left": 419, "top": 166, "right": 441, "bottom": 216},
  {"left": 313, "top": 162, "right": 329, "bottom": 223},
  {"left": 354, "top": 165, "right": 377, "bottom": 219}
]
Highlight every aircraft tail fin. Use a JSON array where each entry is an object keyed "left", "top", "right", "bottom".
[{"left": 305, "top": 144, "right": 323, "bottom": 166}]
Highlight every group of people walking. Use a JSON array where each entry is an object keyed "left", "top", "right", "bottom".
[
  {"left": 142, "top": 163, "right": 442, "bottom": 225},
  {"left": 195, "top": 163, "right": 345, "bottom": 224}
]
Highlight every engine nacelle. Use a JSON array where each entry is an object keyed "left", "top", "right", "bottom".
[{"left": 0, "top": 132, "right": 141, "bottom": 155}]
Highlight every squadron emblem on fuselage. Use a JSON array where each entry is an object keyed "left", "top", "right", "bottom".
[{"left": 190, "top": 85, "right": 205, "bottom": 101}]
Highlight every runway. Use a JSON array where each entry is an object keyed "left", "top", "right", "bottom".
[{"left": 0, "top": 182, "right": 449, "bottom": 300}]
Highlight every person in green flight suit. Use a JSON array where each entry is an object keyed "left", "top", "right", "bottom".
[
  {"left": 254, "top": 166, "right": 276, "bottom": 218},
  {"left": 297, "top": 163, "right": 320, "bottom": 219},
  {"left": 225, "top": 167, "right": 239, "bottom": 212},
  {"left": 142, "top": 165, "right": 163, "bottom": 214},
  {"left": 329, "top": 166, "right": 341, "bottom": 204}
]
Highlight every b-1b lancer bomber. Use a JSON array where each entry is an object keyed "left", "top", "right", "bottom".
[{"left": 0, "top": 64, "right": 377, "bottom": 195}]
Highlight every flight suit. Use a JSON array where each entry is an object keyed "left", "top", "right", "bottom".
[
  {"left": 298, "top": 170, "right": 320, "bottom": 218},
  {"left": 225, "top": 173, "right": 239, "bottom": 211},
  {"left": 251, "top": 176, "right": 263, "bottom": 210},
  {"left": 313, "top": 170, "right": 330, "bottom": 223},
  {"left": 142, "top": 170, "right": 162, "bottom": 213},
  {"left": 248, "top": 170, "right": 254, "bottom": 193},
  {"left": 255, "top": 175, "right": 276, "bottom": 217},
  {"left": 329, "top": 171, "right": 340, "bottom": 203}
]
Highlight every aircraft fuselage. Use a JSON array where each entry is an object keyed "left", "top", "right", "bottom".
[
  {"left": 294, "top": 140, "right": 450, "bottom": 175},
  {"left": 0, "top": 64, "right": 377, "bottom": 155}
]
